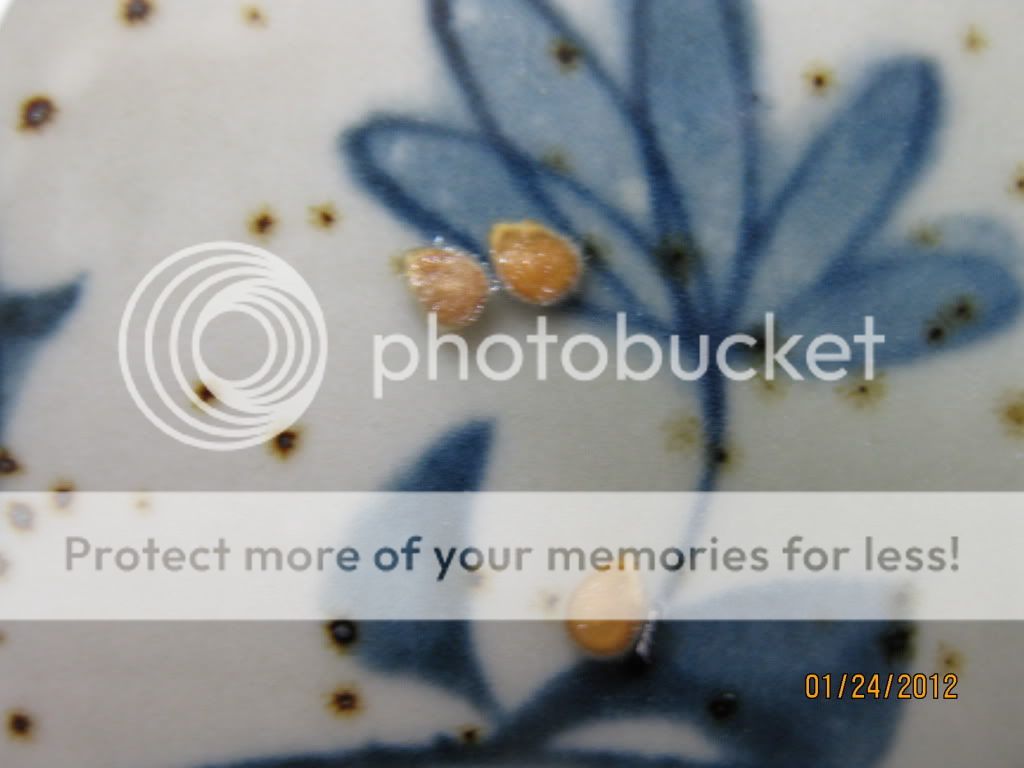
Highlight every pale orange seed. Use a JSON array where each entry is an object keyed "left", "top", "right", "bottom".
[
  {"left": 403, "top": 247, "right": 490, "bottom": 329},
  {"left": 489, "top": 220, "right": 582, "bottom": 306}
]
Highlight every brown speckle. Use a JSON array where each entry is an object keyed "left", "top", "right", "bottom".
[
  {"left": 998, "top": 391, "right": 1024, "bottom": 439},
  {"left": 754, "top": 369, "right": 788, "bottom": 400},
  {"left": 0, "top": 449, "right": 21, "bottom": 476},
  {"left": 938, "top": 643, "right": 964, "bottom": 673},
  {"left": 837, "top": 373, "right": 887, "bottom": 409},
  {"left": 540, "top": 148, "right": 573, "bottom": 174},
  {"left": 707, "top": 692, "right": 740, "bottom": 722},
  {"left": 194, "top": 381, "right": 217, "bottom": 405},
  {"left": 242, "top": 5, "right": 267, "bottom": 26},
  {"left": 270, "top": 428, "right": 300, "bottom": 459},
  {"left": 580, "top": 234, "right": 609, "bottom": 265},
  {"left": 121, "top": 0, "right": 154, "bottom": 25},
  {"left": 248, "top": 207, "right": 277, "bottom": 239},
  {"left": 309, "top": 203, "right": 339, "bottom": 230},
  {"left": 6, "top": 503, "right": 34, "bottom": 532},
  {"left": 662, "top": 412, "right": 701, "bottom": 455},
  {"left": 879, "top": 623, "right": 915, "bottom": 665},
  {"left": 804, "top": 64, "right": 836, "bottom": 96},
  {"left": 550, "top": 38, "right": 582, "bottom": 73},
  {"left": 327, "top": 686, "right": 362, "bottom": 717},
  {"left": 19, "top": 96, "right": 56, "bottom": 132},
  {"left": 51, "top": 482, "right": 75, "bottom": 511},
  {"left": 910, "top": 224, "right": 942, "bottom": 248},
  {"left": 6, "top": 710, "right": 34, "bottom": 741},
  {"left": 325, "top": 620, "right": 358, "bottom": 652},
  {"left": 945, "top": 295, "right": 978, "bottom": 325},
  {"left": 964, "top": 24, "right": 988, "bottom": 53},
  {"left": 458, "top": 725, "right": 483, "bottom": 745},
  {"left": 710, "top": 444, "right": 732, "bottom": 468},
  {"left": 654, "top": 235, "right": 698, "bottom": 282},
  {"left": 1011, "top": 166, "right": 1024, "bottom": 199},
  {"left": 925, "top": 323, "right": 947, "bottom": 346}
]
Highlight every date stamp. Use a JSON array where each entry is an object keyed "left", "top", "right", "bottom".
[{"left": 805, "top": 673, "right": 959, "bottom": 700}]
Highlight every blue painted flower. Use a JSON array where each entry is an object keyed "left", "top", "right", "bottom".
[{"left": 346, "top": 0, "right": 1022, "bottom": 489}]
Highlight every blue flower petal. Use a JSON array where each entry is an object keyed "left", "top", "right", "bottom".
[
  {"left": 430, "top": 0, "right": 652, "bottom": 225},
  {"left": 740, "top": 57, "right": 941, "bottom": 321},
  {"left": 636, "top": 0, "right": 760, "bottom": 300},
  {"left": 342, "top": 421, "right": 500, "bottom": 715},
  {"left": 776, "top": 235, "right": 1022, "bottom": 367},
  {"left": 346, "top": 117, "right": 549, "bottom": 255},
  {"left": 0, "top": 278, "right": 83, "bottom": 434}
]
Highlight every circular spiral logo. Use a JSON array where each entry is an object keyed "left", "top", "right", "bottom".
[{"left": 119, "top": 242, "right": 328, "bottom": 451}]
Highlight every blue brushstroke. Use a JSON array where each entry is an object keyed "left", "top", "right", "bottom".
[
  {"left": 348, "top": 420, "right": 501, "bottom": 715},
  {"left": 0, "top": 277, "right": 83, "bottom": 439}
]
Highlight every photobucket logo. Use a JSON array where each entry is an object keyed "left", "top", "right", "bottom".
[
  {"left": 373, "top": 313, "right": 884, "bottom": 399},
  {"left": 119, "top": 242, "right": 328, "bottom": 451}
]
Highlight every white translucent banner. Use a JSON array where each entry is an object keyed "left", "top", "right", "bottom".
[{"left": 0, "top": 492, "right": 1020, "bottom": 621}]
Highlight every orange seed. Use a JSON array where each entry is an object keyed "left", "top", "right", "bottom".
[
  {"left": 565, "top": 566, "right": 646, "bottom": 657},
  {"left": 489, "top": 220, "right": 582, "bottom": 306},
  {"left": 403, "top": 247, "right": 490, "bottom": 329}
]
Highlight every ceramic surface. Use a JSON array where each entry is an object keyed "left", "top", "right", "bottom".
[{"left": 0, "top": 2, "right": 1022, "bottom": 767}]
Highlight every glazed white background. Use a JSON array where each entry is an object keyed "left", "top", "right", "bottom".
[{"left": 0, "top": 2, "right": 1021, "bottom": 767}]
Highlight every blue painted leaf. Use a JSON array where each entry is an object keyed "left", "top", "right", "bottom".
[
  {"left": 495, "top": 619, "right": 909, "bottom": 768},
  {"left": 339, "top": 421, "right": 500, "bottom": 714},
  {"left": 346, "top": 117, "right": 549, "bottom": 255},
  {"left": 0, "top": 279, "right": 83, "bottom": 434},
  {"left": 637, "top": 0, "right": 760, "bottom": 300},
  {"left": 430, "top": 0, "right": 653, "bottom": 225},
  {"left": 776, "top": 240, "right": 1022, "bottom": 367},
  {"left": 743, "top": 57, "right": 941, "bottom": 320}
]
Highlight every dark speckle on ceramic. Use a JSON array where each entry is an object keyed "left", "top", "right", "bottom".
[
  {"left": 0, "top": 449, "right": 21, "bottom": 476},
  {"left": 706, "top": 691, "right": 740, "bottom": 722},
  {"left": 51, "top": 481, "right": 76, "bottom": 511},
  {"left": 325, "top": 620, "right": 359, "bottom": 652},
  {"left": 309, "top": 202, "right": 340, "bottom": 230},
  {"left": 1012, "top": 165, "right": 1024, "bottom": 198},
  {"left": 5, "top": 710, "right": 35, "bottom": 742},
  {"left": 879, "top": 623, "right": 916, "bottom": 665},
  {"left": 242, "top": 5, "right": 267, "bottom": 27},
  {"left": 550, "top": 38, "right": 582, "bottom": 73},
  {"left": 837, "top": 373, "right": 888, "bottom": 409},
  {"left": 939, "top": 643, "right": 965, "bottom": 674},
  {"left": 248, "top": 206, "right": 278, "bottom": 239},
  {"left": 193, "top": 381, "right": 217, "bottom": 406},
  {"left": 18, "top": 95, "right": 57, "bottom": 132},
  {"left": 326, "top": 686, "right": 362, "bottom": 718},
  {"left": 270, "top": 428, "right": 301, "bottom": 459},
  {"left": 963, "top": 24, "right": 988, "bottom": 54},
  {"left": 998, "top": 391, "right": 1024, "bottom": 438},
  {"left": 804, "top": 63, "right": 836, "bottom": 96},
  {"left": 120, "top": 0, "right": 155, "bottom": 26}
]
